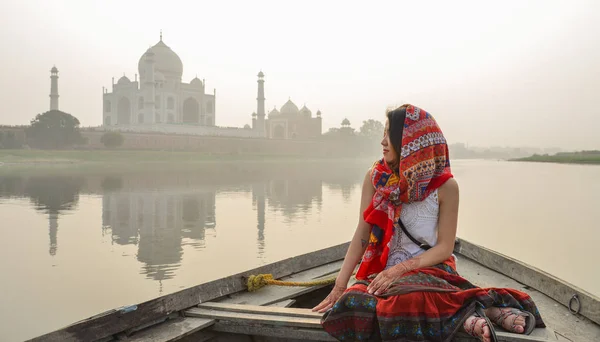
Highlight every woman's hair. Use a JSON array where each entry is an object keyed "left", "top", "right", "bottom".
[{"left": 386, "top": 104, "right": 409, "bottom": 171}]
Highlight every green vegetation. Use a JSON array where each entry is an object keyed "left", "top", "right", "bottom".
[
  {"left": 26, "top": 110, "right": 86, "bottom": 149},
  {"left": 100, "top": 131, "right": 125, "bottom": 148},
  {"left": 512, "top": 150, "right": 600, "bottom": 165},
  {"left": 0, "top": 130, "right": 22, "bottom": 149}
]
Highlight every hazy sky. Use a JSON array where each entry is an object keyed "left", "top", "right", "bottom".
[{"left": 1, "top": 0, "right": 598, "bottom": 150}]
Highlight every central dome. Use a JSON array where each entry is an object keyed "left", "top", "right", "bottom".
[
  {"left": 138, "top": 39, "right": 183, "bottom": 79},
  {"left": 280, "top": 99, "right": 299, "bottom": 115}
]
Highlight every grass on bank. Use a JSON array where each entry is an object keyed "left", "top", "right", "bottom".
[
  {"left": 0, "top": 149, "right": 375, "bottom": 173},
  {"left": 512, "top": 151, "right": 600, "bottom": 165}
]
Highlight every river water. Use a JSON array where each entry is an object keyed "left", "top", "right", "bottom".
[{"left": 0, "top": 159, "right": 598, "bottom": 341}]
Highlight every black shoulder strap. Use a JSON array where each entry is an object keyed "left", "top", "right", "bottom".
[{"left": 398, "top": 218, "right": 431, "bottom": 251}]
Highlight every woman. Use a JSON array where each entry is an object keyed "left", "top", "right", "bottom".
[{"left": 312, "top": 104, "right": 544, "bottom": 342}]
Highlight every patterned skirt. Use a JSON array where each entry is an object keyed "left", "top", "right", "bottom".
[{"left": 320, "top": 258, "right": 545, "bottom": 341}]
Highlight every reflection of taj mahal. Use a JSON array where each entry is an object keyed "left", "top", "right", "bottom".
[{"left": 102, "top": 190, "right": 216, "bottom": 281}]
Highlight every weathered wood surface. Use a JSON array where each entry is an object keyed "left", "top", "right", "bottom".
[
  {"left": 268, "top": 299, "right": 296, "bottom": 308},
  {"left": 217, "top": 260, "right": 343, "bottom": 306},
  {"left": 209, "top": 321, "right": 337, "bottom": 341},
  {"left": 122, "top": 261, "right": 340, "bottom": 342},
  {"left": 126, "top": 317, "right": 214, "bottom": 342},
  {"left": 186, "top": 307, "right": 320, "bottom": 329},
  {"left": 454, "top": 332, "right": 558, "bottom": 342},
  {"left": 124, "top": 297, "right": 306, "bottom": 342},
  {"left": 455, "top": 238, "right": 600, "bottom": 326},
  {"left": 197, "top": 302, "right": 323, "bottom": 319},
  {"left": 27, "top": 242, "right": 349, "bottom": 342},
  {"left": 456, "top": 253, "right": 599, "bottom": 342}
]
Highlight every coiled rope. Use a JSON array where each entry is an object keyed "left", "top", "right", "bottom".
[{"left": 246, "top": 274, "right": 338, "bottom": 292}]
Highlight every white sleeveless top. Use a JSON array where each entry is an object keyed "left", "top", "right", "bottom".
[{"left": 385, "top": 189, "right": 447, "bottom": 269}]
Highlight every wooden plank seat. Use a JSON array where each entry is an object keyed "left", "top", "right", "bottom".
[{"left": 121, "top": 260, "right": 343, "bottom": 342}]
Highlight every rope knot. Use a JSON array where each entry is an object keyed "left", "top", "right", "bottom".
[{"left": 247, "top": 273, "right": 274, "bottom": 292}]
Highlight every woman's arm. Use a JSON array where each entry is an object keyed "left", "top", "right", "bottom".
[
  {"left": 334, "top": 169, "right": 376, "bottom": 287},
  {"left": 367, "top": 178, "right": 459, "bottom": 295},
  {"left": 312, "top": 169, "right": 375, "bottom": 312}
]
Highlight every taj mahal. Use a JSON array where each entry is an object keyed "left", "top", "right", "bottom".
[{"left": 99, "top": 33, "right": 322, "bottom": 139}]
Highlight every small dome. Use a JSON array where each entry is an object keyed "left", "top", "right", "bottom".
[
  {"left": 268, "top": 107, "right": 280, "bottom": 117},
  {"left": 50, "top": 66, "right": 58, "bottom": 73},
  {"left": 117, "top": 75, "right": 131, "bottom": 84},
  {"left": 280, "top": 99, "right": 299, "bottom": 115},
  {"left": 252, "top": 112, "right": 257, "bottom": 117},
  {"left": 300, "top": 105, "right": 312, "bottom": 116},
  {"left": 190, "top": 77, "right": 203, "bottom": 87},
  {"left": 316, "top": 110, "right": 322, "bottom": 117},
  {"left": 341, "top": 118, "right": 351, "bottom": 126},
  {"left": 258, "top": 71, "right": 264, "bottom": 78}
]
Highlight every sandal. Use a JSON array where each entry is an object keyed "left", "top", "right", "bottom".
[
  {"left": 464, "top": 303, "right": 498, "bottom": 342},
  {"left": 475, "top": 304, "right": 499, "bottom": 342},
  {"left": 489, "top": 307, "right": 536, "bottom": 335}
]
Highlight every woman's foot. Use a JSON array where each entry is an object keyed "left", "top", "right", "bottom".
[
  {"left": 485, "top": 307, "right": 527, "bottom": 333},
  {"left": 463, "top": 315, "right": 492, "bottom": 342}
]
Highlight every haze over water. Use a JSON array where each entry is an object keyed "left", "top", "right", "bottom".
[{"left": 0, "top": 160, "right": 598, "bottom": 341}]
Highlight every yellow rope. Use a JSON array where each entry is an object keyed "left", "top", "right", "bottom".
[{"left": 246, "top": 273, "right": 338, "bottom": 292}]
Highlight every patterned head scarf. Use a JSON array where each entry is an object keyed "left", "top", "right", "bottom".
[{"left": 355, "top": 105, "right": 454, "bottom": 280}]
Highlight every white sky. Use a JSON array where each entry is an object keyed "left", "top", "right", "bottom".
[{"left": 0, "top": 0, "right": 598, "bottom": 150}]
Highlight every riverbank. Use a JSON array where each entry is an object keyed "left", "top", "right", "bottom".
[
  {"left": 512, "top": 151, "right": 600, "bottom": 165},
  {"left": 0, "top": 149, "right": 375, "bottom": 173}
]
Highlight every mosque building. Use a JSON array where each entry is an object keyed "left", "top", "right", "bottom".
[{"left": 251, "top": 72, "right": 322, "bottom": 139}]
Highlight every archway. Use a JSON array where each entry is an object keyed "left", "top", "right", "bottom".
[
  {"left": 117, "top": 97, "right": 131, "bottom": 124},
  {"left": 273, "top": 124, "right": 285, "bottom": 139},
  {"left": 182, "top": 98, "right": 200, "bottom": 123}
]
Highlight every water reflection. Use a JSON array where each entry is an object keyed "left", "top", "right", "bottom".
[
  {"left": 0, "top": 161, "right": 367, "bottom": 285},
  {"left": 0, "top": 175, "right": 85, "bottom": 256},
  {"left": 252, "top": 183, "right": 266, "bottom": 257},
  {"left": 101, "top": 181, "right": 217, "bottom": 281}
]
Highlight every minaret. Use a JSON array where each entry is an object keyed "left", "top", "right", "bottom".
[
  {"left": 49, "top": 212, "right": 58, "bottom": 256},
  {"left": 142, "top": 49, "right": 156, "bottom": 123},
  {"left": 252, "top": 183, "right": 266, "bottom": 258},
  {"left": 50, "top": 66, "right": 59, "bottom": 111},
  {"left": 256, "top": 71, "right": 266, "bottom": 136}
]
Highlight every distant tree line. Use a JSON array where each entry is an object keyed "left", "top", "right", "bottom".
[
  {"left": 0, "top": 130, "right": 23, "bottom": 149},
  {"left": 323, "top": 118, "right": 384, "bottom": 139},
  {"left": 0, "top": 110, "right": 124, "bottom": 150}
]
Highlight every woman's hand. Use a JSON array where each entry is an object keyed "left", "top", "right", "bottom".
[
  {"left": 366, "top": 267, "right": 403, "bottom": 296},
  {"left": 312, "top": 284, "right": 347, "bottom": 313},
  {"left": 367, "top": 257, "right": 420, "bottom": 295}
]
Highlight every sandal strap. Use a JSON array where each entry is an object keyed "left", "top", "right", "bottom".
[
  {"left": 463, "top": 316, "right": 488, "bottom": 338},
  {"left": 493, "top": 309, "right": 516, "bottom": 327},
  {"left": 475, "top": 303, "right": 499, "bottom": 342}
]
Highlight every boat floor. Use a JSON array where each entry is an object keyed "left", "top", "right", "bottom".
[
  {"left": 457, "top": 256, "right": 600, "bottom": 342},
  {"left": 125, "top": 255, "right": 599, "bottom": 342}
]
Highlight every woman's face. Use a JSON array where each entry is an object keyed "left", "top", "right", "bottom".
[{"left": 381, "top": 118, "right": 397, "bottom": 165}]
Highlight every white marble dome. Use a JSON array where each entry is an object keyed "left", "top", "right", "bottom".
[{"left": 138, "top": 39, "right": 183, "bottom": 79}]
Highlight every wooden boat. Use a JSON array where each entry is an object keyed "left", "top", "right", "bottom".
[{"left": 28, "top": 239, "right": 600, "bottom": 342}]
